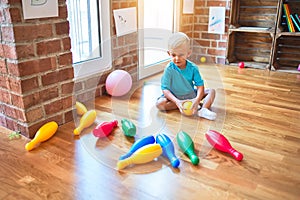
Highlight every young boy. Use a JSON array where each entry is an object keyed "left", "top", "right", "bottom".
[{"left": 156, "top": 32, "right": 217, "bottom": 120}]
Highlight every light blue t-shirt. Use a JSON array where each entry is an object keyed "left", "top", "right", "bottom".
[{"left": 161, "top": 60, "right": 204, "bottom": 99}]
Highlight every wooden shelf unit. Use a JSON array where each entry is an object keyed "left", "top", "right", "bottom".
[
  {"left": 226, "top": 0, "right": 280, "bottom": 69},
  {"left": 226, "top": 30, "right": 275, "bottom": 69},
  {"left": 271, "top": 0, "right": 300, "bottom": 71},
  {"left": 229, "top": 0, "right": 279, "bottom": 28}
]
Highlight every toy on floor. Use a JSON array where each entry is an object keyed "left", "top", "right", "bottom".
[
  {"left": 93, "top": 120, "right": 118, "bottom": 138},
  {"left": 75, "top": 101, "right": 87, "bottom": 115},
  {"left": 156, "top": 133, "right": 180, "bottom": 168},
  {"left": 8, "top": 131, "right": 21, "bottom": 140},
  {"left": 238, "top": 62, "right": 245, "bottom": 68},
  {"left": 105, "top": 70, "right": 132, "bottom": 97},
  {"left": 116, "top": 144, "right": 162, "bottom": 170},
  {"left": 121, "top": 118, "right": 136, "bottom": 137},
  {"left": 25, "top": 121, "right": 58, "bottom": 151},
  {"left": 200, "top": 56, "right": 206, "bottom": 63},
  {"left": 74, "top": 110, "right": 97, "bottom": 135},
  {"left": 176, "top": 131, "right": 199, "bottom": 165},
  {"left": 205, "top": 130, "right": 243, "bottom": 161},
  {"left": 119, "top": 135, "right": 155, "bottom": 160}
]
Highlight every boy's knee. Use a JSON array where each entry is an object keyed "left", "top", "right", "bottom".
[
  {"left": 207, "top": 88, "right": 216, "bottom": 101},
  {"left": 156, "top": 100, "right": 164, "bottom": 110},
  {"left": 205, "top": 88, "right": 215, "bottom": 95},
  {"left": 210, "top": 88, "right": 216, "bottom": 95}
]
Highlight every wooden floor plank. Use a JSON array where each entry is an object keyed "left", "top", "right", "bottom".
[{"left": 1, "top": 65, "right": 300, "bottom": 199}]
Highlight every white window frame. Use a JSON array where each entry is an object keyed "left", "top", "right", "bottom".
[{"left": 70, "top": 0, "right": 112, "bottom": 80}]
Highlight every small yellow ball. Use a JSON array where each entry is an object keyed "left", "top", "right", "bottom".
[
  {"left": 182, "top": 101, "right": 193, "bottom": 116},
  {"left": 200, "top": 57, "right": 206, "bottom": 63}
]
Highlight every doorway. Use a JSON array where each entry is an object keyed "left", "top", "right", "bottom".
[{"left": 138, "top": 0, "right": 178, "bottom": 79}]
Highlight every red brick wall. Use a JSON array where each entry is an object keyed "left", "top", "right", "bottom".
[
  {"left": 0, "top": 0, "right": 74, "bottom": 138},
  {"left": 180, "top": 0, "right": 230, "bottom": 64}
]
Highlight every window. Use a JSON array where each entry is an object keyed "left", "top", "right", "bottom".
[
  {"left": 67, "top": 0, "right": 111, "bottom": 79},
  {"left": 138, "top": 0, "right": 176, "bottom": 79}
]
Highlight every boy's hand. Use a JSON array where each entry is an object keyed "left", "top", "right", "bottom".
[
  {"left": 180, "top": 100, "right": 197, "bottom": 116},
  {"left": 175, "top": 100, "right": 184, "bottom": 113},
  {"left": 188, "top": 98, "right": 200, "bottom": 115}
]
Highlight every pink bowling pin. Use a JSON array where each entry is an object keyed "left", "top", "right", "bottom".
[
  {"left": 93, "top": 120, "right": 118, "bottom": 138},
  {"left": 205, "top": 130, "right": 243, "bottom": 161}
]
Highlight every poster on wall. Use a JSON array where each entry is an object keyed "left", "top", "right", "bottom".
[
  {"left": 113, "top": 7, "right": 137, "bottom": 37},
  {"left": 208, "top": 7, "right": 225, "bottom": 34},
  {"left": 22, "top": 0, "right": 58, "bottom": 19},
  {"left": 183, "top": 0, "right": 194, "bottom": 14}
]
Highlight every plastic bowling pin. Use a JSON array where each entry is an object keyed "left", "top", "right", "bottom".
[
  {"left": 121, "top": 118, "right": 136, "bottom": 137},
  {"left": 25, "top": 121, "right": 58, "bottom": 151},
  {"left": 117, "top": 144, "right": 162, "bottom": 170},
  {"left": 176, "top": 131, "right": 199, "bottom": 165},
  {"left": 75, "top": 101, "right": 87, "bottom": 115},
  {"left": 74, "top": 110, "right": 97, "bottom": 135},
  {"left": 93, "top": 120, "right": 118, "bottom": 138},
  {"left": 205, "top": 130, "right": 243, "bottom": 161},
  {"left": 119, "top": 135, "right": 155, "bottom": 160},
  {"left": 156, "top": 133, "right": 180, "bottom": 168}
]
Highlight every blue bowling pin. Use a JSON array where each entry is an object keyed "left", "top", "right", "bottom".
[
  {"left": 156, "top": 133, "right": 180, "bottom": 168},
  {"left": 119, "top": 135, "right": 155, "bottom": 160}
]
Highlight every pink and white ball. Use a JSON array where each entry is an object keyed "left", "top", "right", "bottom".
[{"left": 105, "top": 70, "right": 132, "bottom": 97}]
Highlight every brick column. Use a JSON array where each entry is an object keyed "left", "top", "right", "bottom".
[{"left": 0, "top": 0, "right": 74, "bottom": 138}]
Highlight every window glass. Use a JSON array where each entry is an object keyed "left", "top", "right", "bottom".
[{"left": 67, "top": 0, "right": 101, "bottom": 63}]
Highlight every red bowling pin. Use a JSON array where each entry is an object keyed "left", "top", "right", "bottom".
[
  {"left": 93, "top": 120, "right": 118, "bottom": 138},
  {"left": 205, "top": 130, "right": 243, "bottom": 161}
]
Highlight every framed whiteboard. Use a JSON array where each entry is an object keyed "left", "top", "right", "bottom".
[
  {"left": 22, "top": 0, "right": 58, "bottom": 19},
  {"left": 208, "top": 7, "right": 225, "bottom": 34},
  {"left": 113, "top": 7, "right": 137, "bottom": 37}
]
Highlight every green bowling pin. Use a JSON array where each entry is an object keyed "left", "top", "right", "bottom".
[
  {"left": 121, "top": 118, "right": 136, "bottom": 137},
  {"left": 176, "top": 131, "right": 199, "bottom": 165}
]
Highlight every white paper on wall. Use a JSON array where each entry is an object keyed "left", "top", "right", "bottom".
[
  {"left": 113, "top": 7, "right": 137, "bottom": 37},
  {"left": 183, "top": 0, "right": 194, "bottom": 14},
  {"left": 208, "top": 7, "right": 226, "bottom": 34},
  {"left": 22, "top": 0, "right": 58, "bottom": 19}
]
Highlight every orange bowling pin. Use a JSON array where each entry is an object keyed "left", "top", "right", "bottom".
[
  {"left": 25, "top": 121, "right": 58, "bottom": 151},
  {"left": 117, "top": 144, "right": 162, "bottom": 170},
  {"left": 74, "top": 109, "right": 97, "bottom": 135}
]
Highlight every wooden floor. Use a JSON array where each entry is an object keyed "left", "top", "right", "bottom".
[{"left": 1, "top": 65, "right": 300, "bottom": 200}]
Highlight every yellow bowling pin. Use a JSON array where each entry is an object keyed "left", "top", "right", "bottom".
[
  {"left": 74, "top": 109, "right": 97, "bottom": 135},
  {"left": 25, "top": 121, "right": 58, "bottom": 151},
  {"left": 75, "top": 101, "right": 87, "bottom": 115},
  {"left": 117, "top": 144, "right": 162, "bottom": 170}
]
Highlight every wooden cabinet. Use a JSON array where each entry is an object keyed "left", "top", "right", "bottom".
[
  {"left": 226, "top": 0, "right": 300, "bottom": 72},
  {"left": 271, "top": 0, "right": 300, "bottom": 71}
]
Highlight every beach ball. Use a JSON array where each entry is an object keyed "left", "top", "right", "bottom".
[{"left": 105, "top": 70, "right": 132, "bottom": 96}]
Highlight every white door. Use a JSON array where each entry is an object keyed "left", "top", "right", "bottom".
[{"left": 138, "top": 0, "right": 177, "bottom": 79}]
